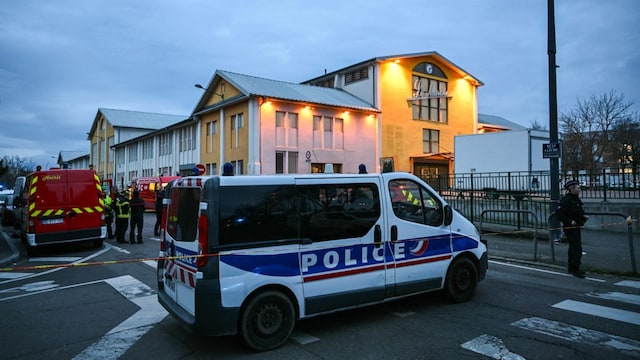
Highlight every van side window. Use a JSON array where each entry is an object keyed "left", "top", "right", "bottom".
[
  {"left": 389, "top": 180, "right": 443, "bottom": 227},
  {"left": 167, "top": 187, "right": 201, "bottom": 242},
  {"left": 219, "top": 185, "right": 298, "bottom": 245},
  {"left": 298, "top": 183, "right": 380, "bottom": 242}
]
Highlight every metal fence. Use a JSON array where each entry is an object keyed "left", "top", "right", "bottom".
[{"left": 419, "top": 169, "right": 639, "bottom": 229}]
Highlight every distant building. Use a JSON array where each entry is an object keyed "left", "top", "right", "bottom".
[{"left": 56, "top": 151, "right": 90, "bottom": 169}]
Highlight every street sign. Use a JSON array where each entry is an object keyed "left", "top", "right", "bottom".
[
  {"left": 543, "top": 143, "right": 562, "bottom": 159},
  {"left": 195, "top": 163, "right": 206, "bottom": 175}
]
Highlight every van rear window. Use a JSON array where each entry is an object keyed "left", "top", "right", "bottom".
[{"left": 167, "top": 187, "right": 201, "bottom": 242}]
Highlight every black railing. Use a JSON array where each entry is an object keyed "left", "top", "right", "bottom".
[{"left": 420, "top": 169, "right": 639, "bottom": 229}]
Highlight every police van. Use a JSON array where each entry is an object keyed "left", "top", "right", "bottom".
[{"left": 157, "top": 172, "right": 487, "bottom": 351}]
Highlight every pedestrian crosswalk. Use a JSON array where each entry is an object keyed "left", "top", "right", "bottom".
[{"left": 463, "top": 280, "right": 640, "bottom": 359}]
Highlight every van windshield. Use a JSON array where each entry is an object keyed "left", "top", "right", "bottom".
[{"left": 167, "top": 187, "right": 201, "bottom": 242}]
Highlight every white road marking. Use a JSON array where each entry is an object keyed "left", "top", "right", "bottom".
[
  {"left": 290, "top": 330, "right": 320, "bottom": 345},
  {"left": 1, "top": 245, "right": 111, "bottom": 284},
  {"left": 512, "top": 317, "right": 640, "bottom": 357},
  {"left": 143, "top": 260, "right": 157, "bottom": 269},
  {"left": 392, "top": 311, "right": 415, "bottom": 318},
  {"left": 587, "top": 291, "right": 640, "bottom": 306},
  {"left": 488, "top": 260, "right": 605, "bottom": 282},
  {"left": 0, "top": 272, "right": 32, "bottom": 280},
  {"left": 461, "top": 334, "right": 525, "bottom": 360},
  {"left": 29, "top": 257, "right": 81, "bottom": 262},
  {"left": 616, "top": 280, "right": 640, "bottom": 289},
  {"left": 73, "top": 275, "right": 167, "bottom": 359},
  {"left": 553, "top": 299, "right": 640, "bottom": 326}
]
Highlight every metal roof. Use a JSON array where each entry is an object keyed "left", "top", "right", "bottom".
[
  {"left": 478, "top": 113, "right": 526, "bottom": 130},
  {"left": 97, "top": 108, "right": 187, "bottom": 129},
  {"left": 205, "top": 70, "right": 378, "bottom": 112}
]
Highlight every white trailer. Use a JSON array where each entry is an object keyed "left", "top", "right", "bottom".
[{"left": 453, "top": 129, "right": 553, "bottom": 195}]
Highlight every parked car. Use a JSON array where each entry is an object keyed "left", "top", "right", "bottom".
[{"left": 1, "top": 194, "right": 16, "bottom": 226}]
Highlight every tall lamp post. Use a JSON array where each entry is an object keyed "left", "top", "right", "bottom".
[{"left": 548, "top": 0, "right": 561, "bottom": 239}]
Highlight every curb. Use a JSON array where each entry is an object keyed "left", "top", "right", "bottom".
[{"left": 0, "top": 228, "right": 20, "bottom": 268}]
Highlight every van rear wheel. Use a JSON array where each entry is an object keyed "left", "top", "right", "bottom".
[
  {"left": 240, "top": 290, "right": 295, "bottom": 351},
  {"left": 444, "top": 257, "right": 478, "bottom": 303}
]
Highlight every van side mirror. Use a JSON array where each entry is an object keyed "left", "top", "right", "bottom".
[{"left": 444, "top": 205, "right": 453, "bottom": 226}]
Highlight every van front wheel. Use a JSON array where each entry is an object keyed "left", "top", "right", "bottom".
[
  {"left": 444, "top": 257, "right": 478, "bottom": 303},
  {"left": 240, "top": 290, "right": 295, "bottom": 351}
]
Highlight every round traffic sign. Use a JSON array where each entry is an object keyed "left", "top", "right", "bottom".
[{"left": 195, "top": 163, "right": 206, "bottom": 175}]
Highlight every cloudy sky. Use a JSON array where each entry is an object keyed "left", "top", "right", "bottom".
[{"left": 1, "top": 0, "right": 638, "bottom": 169}]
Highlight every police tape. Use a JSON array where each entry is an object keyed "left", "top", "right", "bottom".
[
  {"left": 0, "top": 255, "right": 206, "bottom": 272},
  {"left": 1, "top": 217, "right": 635, "bottom": 273}
]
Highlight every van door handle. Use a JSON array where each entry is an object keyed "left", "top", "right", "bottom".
[
  {"left": 390, "top": 225, "right": 398, "bottom": 243},
  {"left": 374, "top": 225, "right": 381, "bottom": 248},
  {"left": 67, "top": 211, "right": 77, "bottom": 218}
]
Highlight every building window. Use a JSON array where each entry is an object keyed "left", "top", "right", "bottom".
[
  {"left": 345, "top": 66, "right": 369, "bottom": 85},
  {"left": 276, "top": 151, "right": 298, "bottom": 174},
  {"left": 179, "top": 125, "right": 196, "bottom": 152},
  {"left": 276, "top": 111, "right": 299, "bottom": 147},
  {"left": 313, "top": 115, "right": 343, "bottom": 150},
  {"left": 423, "top": 129, "right": 439, "bottom": 153},
  {"left": 128, "top": 143, "right": 138, "bottom": 162},
  {"left": 158, "top": 133, "right": 172, "bottom": 156},
  {"left": 116, "top": 150, "right": 125, "bottom": 165},
  {"left": 142, "top": 138, "right": 153, "bottom": 159},
  {"left": 206, "top": 120, "right": 217, "bottom": 153},
  {"left": 230, "top": 113, "right": 244, "bottom": 148},
  {"left": 411, "top": 75, "right": 448, "bottom": 123}
]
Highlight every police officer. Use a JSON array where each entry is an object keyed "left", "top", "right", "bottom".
[
  {"left": 557, "top": 179, "right": 589, "bottom": 278},
  {"left": 103, "top": 191, "right": 114, "bottom": 239},
  {"left": 129, "top": 190, "right": 145, "bottom": 244},
  {"left": 114, "top": 191, "right": 131, "bottom": 244},
  {"left": 154, "top": 188, "right": 164, "bottom": 236}
]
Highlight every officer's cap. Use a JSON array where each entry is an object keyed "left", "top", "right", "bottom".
[{"left": 564, "top": 180, "right": 579, "bottom": 190}]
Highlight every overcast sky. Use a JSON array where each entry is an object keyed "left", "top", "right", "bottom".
[{"left": 1, "top": 0, "right": 638, "bottom": 169}]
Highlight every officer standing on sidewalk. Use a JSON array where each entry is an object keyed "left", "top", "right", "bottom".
[{"left": 557, "top": 180, "right": 589, "bottom": 278}]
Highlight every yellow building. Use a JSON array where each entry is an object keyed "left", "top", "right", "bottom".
[{"left": 304, "top": 51, "right": 483, "bottom": 177}]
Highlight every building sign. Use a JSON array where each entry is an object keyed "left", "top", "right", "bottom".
[{"left": 543, "top": 143, "right": 562, "bottom": 159}]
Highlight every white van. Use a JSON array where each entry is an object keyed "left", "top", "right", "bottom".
[{"left": 157, "top": 172, "right": 487, "bottom": 351}]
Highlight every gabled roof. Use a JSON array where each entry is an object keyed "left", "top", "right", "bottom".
[
  {"left": 303, "top": 51, "right": 484, "bottom": 86},
  {"left": 194, "top": 70, "right": 379, "bottom": 114},
  {"left": 89, "top": 108, "right": 187, "bottom": 139},
  {"left": 478, "top": 113, "right": 526, "bottom": 131},
  {"left": 58, "top": 151, "right": 89, "bottom": 163}
]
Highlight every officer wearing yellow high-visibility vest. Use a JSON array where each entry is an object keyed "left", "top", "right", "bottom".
[
  {"left": 103, "top": 191, "right": 114, "bottom": 239},
  {"left": 114, "top": 190, "right": 131, "bottom": 244}
]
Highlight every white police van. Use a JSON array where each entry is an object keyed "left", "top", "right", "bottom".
[{"left": 157, "top": 172, "right": 487, "bottom": 351}]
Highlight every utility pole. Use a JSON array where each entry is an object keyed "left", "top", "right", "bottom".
[{"left": 548, "top": 0, "right": 561, "bottom": 239}]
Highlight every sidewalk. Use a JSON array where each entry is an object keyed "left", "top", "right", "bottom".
[
  {"left": 483, "top": 226, "right": 638, "bottom": 276},
  {"left": 1, "top": 223, "right": 638, "bottom": 276}
]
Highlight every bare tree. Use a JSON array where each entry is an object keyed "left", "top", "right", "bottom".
[
  {"left": 0, "top": 155, "right": 35, "bottom": 188},
  {"left": 560, "top": 90, "right": 633, "bottom": 172},
  {"left": 529, "top": 119, "right": 548, "bottom": 131}
]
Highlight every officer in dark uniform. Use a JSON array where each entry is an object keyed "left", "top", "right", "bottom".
[
  {"left": 129, "top": 190, "right": 145, "bottom": 244},
  {"left": 557, "top": 180, "right": 589, "bottom": 278},
  {"left": 154, "top": 188, "right": 164, "bottom": 236}
]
